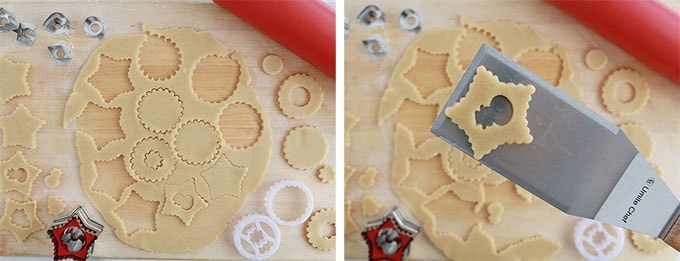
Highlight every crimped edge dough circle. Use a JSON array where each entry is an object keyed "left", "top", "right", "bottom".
[
  {"left": 264, "top": 179, "right": 314, "bottom": 226},
  {"left": 232, "top": 213, "right": 281, "bottom": 260},
  {"left": 306, "top": 208, "right": 336, "bottom": 251},
  {"left": 584, "top": 48, "right": 607, "bottom": 71},
  {"left": 129, "top": 136, "right": 176, "bottom": 182},
  {"left": 277, "top": 73, "right": 323, "bottom": 119},
  {"left": 601, "top": 68, "right": 649, "bottom": 116},
  {"left": 136, "top": 87, "right": 183, "bottom": 134},
  {"left": 282, "top": 125, "right": 328, "bottom": 170},
  {"left": 262, "top": 54, "right": 283, "bottom": 76}
]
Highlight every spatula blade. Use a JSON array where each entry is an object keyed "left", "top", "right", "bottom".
[{"left": 431, "top": 44, "right": 679, "bottom": 238}]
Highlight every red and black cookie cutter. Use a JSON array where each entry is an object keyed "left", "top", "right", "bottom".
[
  {"left": 362, "top": 207, "right": 420, "bottom": 261},
  {"left": 47, "top": 206, "right": 104, "bottom": 261}
]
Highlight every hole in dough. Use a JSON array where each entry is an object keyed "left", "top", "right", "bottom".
[
  {"left": 404, "top": 49, "right": 452, "bottom": 99},
  {"left": 76, "top": 103, "right": 125, "bottom": 149},
  {"left": 291, "top": 86, "right": 311, "bottom": 107},
  {"left": 192, "top": 55, "right": 240, "bottom": 103},
  {"left": 93, "top": 156, "right": 135, "bottom": 202},
  {"left": 474, "top": 95, "right": 512, "bottom": 129},
  {"left": 402, "top": 155, "right": 453, "bottom": 196},
  {"left": 616, "top": 82, "right": 635, "bottom": 103},
  {"left": 457, "top": 27, "right": 500, "bottom": 70},
  {"left": 7, "top": 168, "right": 27, "bottom": 182},
  {"left": 173, "top": 194, "right": 194, "bottom": 210},
  {"left": 219, "top": 102, "right": 263, "bottom": 149},
  {"left": 11, "top": 209, "right": 30, "bottom": 228},
  {"left": 395, "top": 100, "right": 438, "bottom": 145},
  {"left": 114, "top": 190, "right": 159, "bottom": 236},
  {"left": 87, "top": 55, "right": 134, "bottom": 103},
  {"left": 138, "top": 34, "right": 181, "bottom": 81},
  {"left": 516, "top": 49, "right": 563, "bottom": 86}
]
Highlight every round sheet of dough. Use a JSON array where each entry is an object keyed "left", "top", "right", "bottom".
[
  {"left": 282, "top": 125, "right": 327, "bottom": 170},
  {"left": 262, "top": 54, "right": 283, "bottom": 75},
  {"left": 585, "top": 48, "right": 607, "bottom": 71},
  {"left": 63, "top": 24, "right": 273, "bottom": 252}
]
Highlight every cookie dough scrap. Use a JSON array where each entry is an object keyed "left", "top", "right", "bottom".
[
  {"left": 0, "top": 56, "right": 31, "bottom": 104},
  {"left": 44, "top": 168, "right": 63, "bottom": 189},
  {"left": 601, "top": 68, "right": 649, "bottom": 116},
  {"left": 282, "top": 125, "right": 328, "bottom": 170},
  {"left": 358, "top": 166, "right": 378, "bottom": 189},
  {"left": 317, "top": 165, "right": 335, "bottom": 184},
  {"left": 306, "top": 208, "right": 336, "bottom": 251},
  {"left": 445, "top": 66, "right": 535, "bottom": 159},
  {"left": 631, "top": 231, "right": 668, "bottom": 254},
  {"left": 278, "top": 73, "right": 324, "bottom": 119},
  {"left": 361, "top": 194, "right": 382, "bottom": 217},
  {"left": 0, "top": 151, "right": 41, "bottom": 197},
  {"left": 0, "top": 199, "right": 45, "bottom": 242},
  {"left": 344, "top": 200, "right": 360, "bottom": 235},
  {"left": 344, "top": 112, "right": 360, "bottom": 148},
  {"left": 262, "top": 54, "right": 283, "bottom": 76},
  {"left": 486, "top": 202, "right": 503, "bottom": 225},
  {"left": 47, "top": 195, "right": 66, "bottom": 215},
  {"left": 0, "top": 103, "right": 46, "bottom": 149},
  {"left": 619, "top": 122, "right": 654, "bottom": 159},
  {"left": 62, "top": 24, "right": 273, "bottom": 252}
]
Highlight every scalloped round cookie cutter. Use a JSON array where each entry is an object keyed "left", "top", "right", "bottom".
[
  {"left": 573, "top": 218, "right": 624, "bottom": 261},
  {"left": 264, "top": 179, "right": 314, "bottom": 226},
  {"left": 232, "top": 213, "right": 281, "bottom": 260}
]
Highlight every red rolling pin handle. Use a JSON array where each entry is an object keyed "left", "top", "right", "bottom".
[
  {"left": 214, "top": 0, "right": 336, "bottom": 79},
  {"left": 549, "top": 0, "right": 680, "bottom": 86}
]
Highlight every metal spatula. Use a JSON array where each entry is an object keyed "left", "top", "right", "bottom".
[{"left": 431, "top": 44, "right": 680, "bottom": 251}]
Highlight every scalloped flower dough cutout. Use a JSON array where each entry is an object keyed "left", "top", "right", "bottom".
[
  {"left": 317, "top": 165, "right": 335, "bottom": 184},
  {"left": 283, "top": 125, "right": 328, "bottom": 170},
  {"left": 0, "top": 56, "right": 31, "bottom": 104},
  {"left": 278, "top": 73, "right": 324, "bottom": 119},
  {"left": 62, "top": 24, "right": 272, "bottom": 252},
  {"left": 0, "top": 103, "right": 46, "bottom": 149},
  {"left": 306, "top": 208, "right": 335, "bottom": 251},
  {"left": 601, "top": 68, "right": 649, "bottom": 116},
  {"left": 445, "top": 66, "right": 535, "bottom": 159}
]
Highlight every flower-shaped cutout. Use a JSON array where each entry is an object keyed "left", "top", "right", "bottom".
[
  {"left": 199, "top": 154, "right": 247, "bottom": 200},
  {"left": 161, "top": 178, "right": 208, "bottom": 226},
  {"left": 445, "top": 66, "right": 535, "bottom": 159},
  {"left": 0, "top": 56, "right": 31, "bottom": 104},
  {"left": 0, "top": 151, "right": 41, "bottom": 196},
  {"left": 0, "top": 103, "right": 46, "bottom": 148},
  {"left": 0, "top": 199, "right": 44, "bottom": 242}
]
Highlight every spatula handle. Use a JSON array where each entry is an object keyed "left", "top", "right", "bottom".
[{"left": 663, "top": 214, "right": 680, "bottom": 252}]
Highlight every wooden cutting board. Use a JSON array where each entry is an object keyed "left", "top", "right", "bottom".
[
  {"left": 0, "top": 1, "right": 335, "bottom": 259},
  {"left": 344, "top": 0, "right": 680, "bottom": 260}
]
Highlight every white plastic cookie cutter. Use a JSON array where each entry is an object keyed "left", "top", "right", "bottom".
[
  {"left": 573, "top": 218, "right": 625, "bottom": 261},
  {"left": 264, "top": 179, "right": 314, "bottom": 226},
  {"left": 232, "top": 213, "right": 281, "bottom": 260}
]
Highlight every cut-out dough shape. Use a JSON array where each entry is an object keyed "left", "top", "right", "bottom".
[
  {"left": 0, "top": 103, "right": 46, "bottom": 149},
  {"left": 278, "top": 73, "right": 324, "bottom": 119},
  {"left": 0, "top": 199, "right": 44, "bottom": 242},
  {"left": 445, "top": 66, "right": 535, "bottom": 159},
  {"left": 619, "top": 122, "right": 654, "bottom": 159},
  {"left": 345, "top": 200, "right": 360, "bottom": 235},
  {"left": 219, "top": 102, "right": 263, "bottom": 149},
  {"left": 62, "top": 24, "right": 272, "bottom": 252},
  {"left": 130, "top": 136, "right": 176, "bottom": 183},
  {"left": 306, "top": 208, "right": 336, "bottom": 251},
  {"left": 317, "top": 165, "right": 335, "bottom": 184},
  {"left": 404, "top": 48, "right": 453, "bottom": 99},
  {"left": 361, "top": 194, "right": 382, "bottom": 217},
  {"left": 88, "top": 54, "right": 134, "bottom": 103},
  {"left": 0, "top": 56, "right": 31, "bottom": 104},
  {"left": 585, "top": 48, "right": 607, "bottom": 71},
  {"left": 358, "top": 166, "right": 378, "bottom": 189},
  {"left": 344, "top": 112, "right": 360, "bottom": 148},
  {"left": 282, "top": 125, "right": 328, "bottom": 170},
  {"left": 631, "top": 231, "right": 668, "bottom": 254},
  {"left": 200, "top": 154, "right": 247, "bottom": 199},
  {"left": 0, "top": 151, "right": 41, "bottom": 197},
  {"left": 602, "top": 68, "right": 649, "bottom": 116},
  {"left": 262, "top": 54, "right": 283, "bottom": 76},
  {"left": 47, "top": 195, "right": 66, "bottom": 215},
  {"left": 486, "top": 202, "right": 503, "bottom": 224},
  {"left": 137, "top": 87, "right": 184, "bottom": 134},
  {"left": 44, "top": 168, "right": 63, "bottom": 189}
]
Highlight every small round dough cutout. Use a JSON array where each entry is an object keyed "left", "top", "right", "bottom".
[
  {"left": 282, "top": 125, "right": 328, "bottom": 170},
  {"left": 585, "top": 48, "right": 607, "bottom": 71},
  {"left": 278, "top": 73, "right": 324, "bottom": 119},
  {"left": 262, "top": 54, "right": 283, "bottom": 76},
  {"left": 601, "top": 68, "right": 649, "bottom": 116},
  {"left": 306, "top": 208, "right": 336, "bottom": 251}
]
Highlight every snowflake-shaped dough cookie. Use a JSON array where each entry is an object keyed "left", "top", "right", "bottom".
[{"left": 445, "top": 66, "right": 535, "bottom": 159}]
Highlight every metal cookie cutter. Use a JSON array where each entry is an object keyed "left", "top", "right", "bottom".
[
  {"left": 43, "top": 12, "right": 70, "bottom": 34},
  {"left": 357, "top": 5, "right": 385, "bottom": 28},
  {"left": 47, "top": 206, "right": 104, "bottom": 261},
  {"left": 13, "top": 22, "right": 36, "bottom": 46},
  {"left": 83, "top": 16, "right": 106, "bottom": 40},
  {"left": 0, "top": 7, "right": 19, "bottom": 32},
  {"left": 344, "top": 16, "right": 350, "bottom": 38},
  {"left": 362, "top": 207, "right": 420, "bottom": 261},
  {"left": 362, "top": 34, "right": 388, "bottom": 60},
  {"left": 399, "top": 9, "right": 422, "bottom": 33},
  {"left": 48, "top": 41, "right": 73, "bottom": 66}
]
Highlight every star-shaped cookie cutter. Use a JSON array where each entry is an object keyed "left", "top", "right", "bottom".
[
  {"left": 47, "top": 206, "right": 104, "bottom": 261},
  {"left": 362, "top": 206, "right": 420, "bottom": 261}
]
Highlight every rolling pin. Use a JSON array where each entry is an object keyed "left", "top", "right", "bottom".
[
  {"left": 213, "top": 0, "right": 336, "bottom": 79},
  {"left": 549, "top": 0, "right": 680, "bottom": 86}
]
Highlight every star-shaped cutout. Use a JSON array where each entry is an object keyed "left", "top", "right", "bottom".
[
  {"left": 0, "top": 103, "right": 46, "bottom": 148},
  {"left": 162, "top": 178, "right": 208, "bottom": 226},
  {"left": 47, "top": 206, "right": 104, "bottom": 261},
  {"left": 0, "top": 199, "right": 44, "bottom": 242},
  {"left": 199, "top": 154, "right": 247, "bottom": 200},
  {"left": 362, "top": 207, "right": 420, "bottom": 261},
  {"left": 445, "top": 66, "right": 535, "bottom": 159},
  {"left": 404, "top": 49, "right": 453, "bottom": 99},
  {"left": 0, "top": 150, "right": 42, "bottom": 197},
  {"left": 0, "top": 56, "right": 31, "bottom": 104}
]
